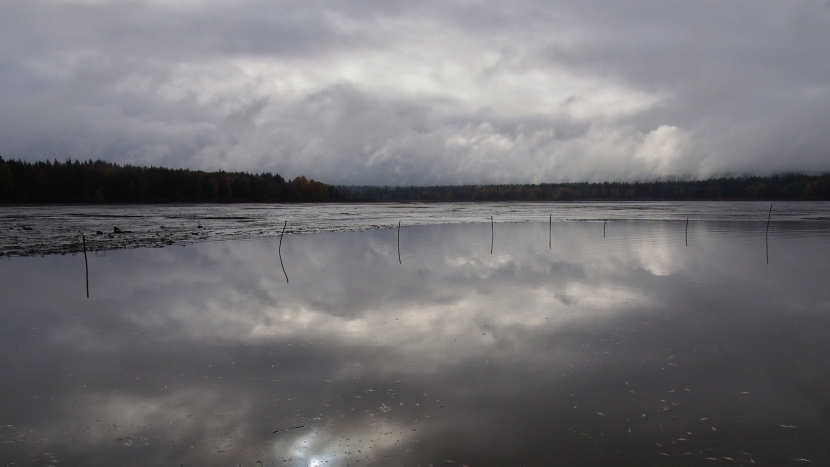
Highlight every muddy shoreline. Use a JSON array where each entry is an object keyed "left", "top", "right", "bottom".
[{"left": 2, "top": 201, "right": 829, "bottom": 257}]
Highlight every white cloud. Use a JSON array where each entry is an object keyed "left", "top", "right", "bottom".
[
  {"left": 1, "top": 0, "right": 828, "bottom": 182},
  {"left": 634, "top": 125, "right": 693, "bottom": 177}
]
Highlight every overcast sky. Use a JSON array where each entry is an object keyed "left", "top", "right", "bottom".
[{"left": 1, "top": 0, "right": 829, "bottom": 185}]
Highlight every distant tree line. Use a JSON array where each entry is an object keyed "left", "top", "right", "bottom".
[
  {"left": 2, "top": 157, "right": 829, "bottom": 204},
  {"left": 0, "top": 157, "right": 340, "bottom": 203},
  {"left": 340, "top": 174, "right": 830, "bottom": 201}
]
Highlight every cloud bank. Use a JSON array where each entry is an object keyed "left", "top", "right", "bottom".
[{"left": 1, "top": 0, "right": 829, "bottom": 184}]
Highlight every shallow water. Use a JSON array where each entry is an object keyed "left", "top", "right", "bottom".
[
  {"left": 1, "top": 220, "right": 830, "bottom": 466},
  {"left": 2, "top": 200, "right": 829, "bottom": 256}
]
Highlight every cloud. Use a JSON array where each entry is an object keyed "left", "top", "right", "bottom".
[{"left": 1, "top": 0, "right": 829, "bottom": 183}]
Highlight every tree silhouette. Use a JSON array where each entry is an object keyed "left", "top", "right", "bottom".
[{"left": 0, "top": 157, "right": 340, "bottom": 203}]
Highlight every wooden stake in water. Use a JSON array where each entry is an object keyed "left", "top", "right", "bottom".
[
  {"left": 398, "top": 220, "right": 401, "bottom": 264},
  {"left": 82, "top": 234, "right": 89, "bottom": 298},
  {"left": 685, "top": 217, "right": 689, "bottom": 247},
  {"left": 549, "top": 214, "right": 552, "bottom": 249},
  {"left": 766, "top": 204, "right": 772, "bottom": 264},
  {"left": 279, "top": 220, "right": 289, "bottom": 283},
  {"left": 603, "top": 221, "right": 606, "bottom": 239},
  {"left": 490, "top": 216, "right": 494, "bottom": 255}
]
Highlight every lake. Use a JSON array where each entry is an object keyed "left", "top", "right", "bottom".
[
  {"left": 3, "top": 201, "right": 830, "bottom": 256},
  {"left": 1, "top": 205, "right": 829, "bottom": 466}
]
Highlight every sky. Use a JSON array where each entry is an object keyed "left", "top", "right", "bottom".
[{"left": 1, "top": 0, "right": 829, "bottom": 185}]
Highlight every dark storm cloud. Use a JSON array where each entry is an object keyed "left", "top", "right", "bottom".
[{"left": 1, "top": 0, "right": 828, "bottom": 183}]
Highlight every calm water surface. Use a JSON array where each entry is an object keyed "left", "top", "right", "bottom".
[
  {"left": 1, "top": 220, "right": 829, "bottom": 466},
  {"left": 3, "top": 201, "right": 829, "bottom": 256}
]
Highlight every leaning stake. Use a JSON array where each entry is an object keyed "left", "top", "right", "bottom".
[
  {"left": 82, "top": 234, "right": 89, "bottom": 298},
  {"left": 279, "top": 220, "right": 289, "bottom": 283},
  {"left": 398, "top": 220, "right": 401, "bottom": 264}
]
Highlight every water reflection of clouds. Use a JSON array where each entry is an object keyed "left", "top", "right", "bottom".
[
  {"left": 270, "top": 421, "right": 411, "bottom": 467},
  {"left": 2, "top": 221, "right": 829, "bottom": 465},
  {"left": 120, "top": 227, "right": 658, "bottom": 367}
]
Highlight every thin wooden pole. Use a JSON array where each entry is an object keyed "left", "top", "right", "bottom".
[
  {"left": 490, "top": 216, "right": 494, "bottom": 255},
  {"left": 685, "top": 217, "right": 689, "bottom": 247},
  {"left": 766, "top": 204, "right": 772, "bottom": 264},
  {"left": 397, "top": 220, "right": 401, "bottom": 264},
  {"left": 82, "top": 234, "right": 89, "bottom": 298},
  {"left": 603, "top": 221, "right": 606, "bottom": 239},
  {"left": 279, "top": 220, "right": 289, "bottom": 283},
  {"left": 549, "top": 214, "right": 552, "bottom": 249}
]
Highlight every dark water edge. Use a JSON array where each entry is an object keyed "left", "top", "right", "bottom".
[{"left": 1, "top": 221, "right": 829, "bottom": 466}]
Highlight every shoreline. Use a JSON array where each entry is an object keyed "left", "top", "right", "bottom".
[{"left": 2, "top": 201, "right": 829, "bottom": 258}]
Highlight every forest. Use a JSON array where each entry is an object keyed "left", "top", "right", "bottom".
[
  {"left": 340, "top": 174, "right": 830, "bottom": 201},
  {"left": 0, "top": 157, "right": 340, "bottom": 203},
  {"left": 1, "top": 157, "right": 829, "bottom": 203}
]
